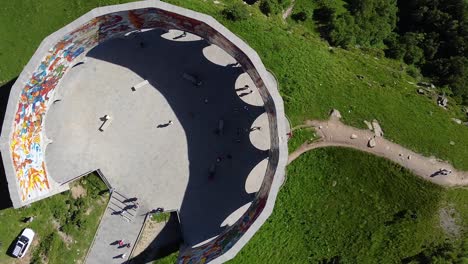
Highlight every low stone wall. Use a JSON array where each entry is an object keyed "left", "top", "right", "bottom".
[{"left": 0, "top": 1, "right": 287, "bottom": 263}]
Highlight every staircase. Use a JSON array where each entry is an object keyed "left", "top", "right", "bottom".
[{"left": 108, "top": 191, "right": 139, "bottom": 222}]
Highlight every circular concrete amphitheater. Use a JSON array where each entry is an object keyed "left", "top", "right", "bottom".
[{"left": 0, "top": 1, "right": 287, "bottom": 263}]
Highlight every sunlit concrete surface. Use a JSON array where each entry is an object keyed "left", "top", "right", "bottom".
[
  {"left": 161, "top": 29, "right": 203, "bottom": 42},
  {"left": 235, "top": 72, "right": 264, "bottom": 107},
  {"left": 245, "top": 158, "right": 268, "bottom": 194},
  {"left": 248, "top": 112, "right": 271, "bottom": 151}
]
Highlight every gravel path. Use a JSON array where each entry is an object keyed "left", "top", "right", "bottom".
[{"left": 288, "top": 113, "right": 468, "bottom": 187}]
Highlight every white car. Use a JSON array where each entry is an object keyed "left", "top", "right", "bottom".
[{"left": 12, "top": 228, "right": 35, "bottom": 258}]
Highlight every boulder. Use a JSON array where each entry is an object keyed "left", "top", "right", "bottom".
[
  {"left": 417, "top": 82, "right": 434, "bottom": 89},
  {"left": 364, "top": 120, "right": 373, "bottom": 130},
  {"left": 368, "top": 138, "right": 376, "bottom": 148},
  {"left": 417, "top": 88, "right": 425, "bottom": 94},
  {"left": 437, "top": 95, "right": 448, "bottom": 107},
  {"left": 350, "top": 134, "right": 358, "bottom": 139},
  {"left": 330, "top": 109, "right": 342, "bottom": 119},
  {"left": 451, "top": 118, "right": 462, "bottom": 125},
  {"left": 372, "top": 120, "right": 384, "bottom": 137}
]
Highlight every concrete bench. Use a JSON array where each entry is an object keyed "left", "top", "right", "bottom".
[
  {"left": 99, "top": 115, "right": 112, "bottom": 131},
  {"left": 132, "top": 80, "right": 149, "bottom": 91}
]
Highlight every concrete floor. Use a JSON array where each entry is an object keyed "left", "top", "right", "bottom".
[{"left": 44, "top": 28, "right": 270, "bottom": 250}]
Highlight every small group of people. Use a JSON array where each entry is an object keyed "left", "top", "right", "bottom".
[
  {"left": 432, "top": 168, "right": 453, "bottom": 177},
  {"left": 112, "top": 239, "right": 130, "bottom": 259},
  {"left": 438, "top": 168, "right": 452, "bottom": 176},
  {"left": 118, "top": 239, "right": 131, "bottom": 248}
]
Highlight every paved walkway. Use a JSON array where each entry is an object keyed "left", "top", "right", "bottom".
[
  {"left": 86, "top": 191, "right": 147, "bottom": 264},
  {"left": 288, "top": 111, "right": 468, "bottom": 187}
]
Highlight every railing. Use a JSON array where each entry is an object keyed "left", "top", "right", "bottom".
[
  {"left": 95, "top": 169, "right": 113, "bottom": 191},
  {"left": 128, "top": 212, "right": 150, "bottom": 263}
]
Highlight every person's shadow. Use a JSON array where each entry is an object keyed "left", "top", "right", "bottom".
[{"left": 156, "top": 123, "right": 170, "bottom": 128}]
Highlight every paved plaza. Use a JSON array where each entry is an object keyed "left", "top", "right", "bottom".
[{"left": 44, "top": 29, "right": 272, "bottom": 261}]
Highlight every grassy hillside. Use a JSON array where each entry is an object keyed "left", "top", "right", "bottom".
[
  {"left": 229, "top": 147, "right": 468, "bottom": 263},
  {"left": 0, "top": 0, "right": 467, "bottom": 263}
]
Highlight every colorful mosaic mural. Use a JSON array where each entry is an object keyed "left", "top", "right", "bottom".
[
  {"left": 10, "top": 6, "right": 279, "bottom": 263},
  {"left": 10, "top": 18, "right": 101, "bottom": 202}
]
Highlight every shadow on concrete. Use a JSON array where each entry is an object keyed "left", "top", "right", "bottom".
[
  {"left": 131, "top": 212, "right": 182, "bottom": 263},
  {"left": 85, "top": 29, "right": 267, "bottom": 247},
  {"left": 0, "top": 78, "right": 16, "bottom": 210}
]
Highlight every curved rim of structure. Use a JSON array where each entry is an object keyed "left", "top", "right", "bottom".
[{"left": 0, "top": 1, "right": 288, "bottom": 263}]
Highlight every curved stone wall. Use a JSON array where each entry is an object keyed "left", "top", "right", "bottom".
[{"left": 0, "top": 1, "right": 287, "bottom": 263}]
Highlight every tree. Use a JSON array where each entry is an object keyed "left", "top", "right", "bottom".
[
  {"left": 395, "top": 0, "right": 468, "bottom": 104},
  {"left": 314, "top": 0, "right": 398, "bottom": 47},
  {"left": 329, "top": 13, "right": 357, "bottom": 48},
  {"left": 222, "top": 3, "right": 249, "bottom": 21}
]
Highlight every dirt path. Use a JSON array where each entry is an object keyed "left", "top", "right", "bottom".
[
  {"left": 282, "top": 0, "right": 295, "bottom": 20},
  {"left": 288, "top": 112, "right": 468, "bottom": 187}
]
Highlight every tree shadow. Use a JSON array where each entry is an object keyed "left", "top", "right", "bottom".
[{"left": 0, "top": 78, "right": 16, "bottom": 210}]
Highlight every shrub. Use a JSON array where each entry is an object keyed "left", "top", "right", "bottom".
[
  {"left": 259, "top": 0, "right": 273, "bottom": 15},
  {"left": 406, "top": 64, "right": 422, "bottom": 80},
  {"left": 222, "top": 3, "right": 248, "bottom": 21},
  {"left": 152, "top": 212, "right": 170, "bottom": 223},
  {"left": 291, "top": 11, "right": 308, "bottom": 22},
  {"left": 313, "top": 6, "right": 334, "bottom": 24}
]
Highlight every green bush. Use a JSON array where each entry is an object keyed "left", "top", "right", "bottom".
[
  {"left": 259, "top": 0, "right": 273, "bottom": 15},
  {"left": 291, "top": 11, "right": 308, "bottom": 22},
  {"left": 312, "top": 5, "right": 335, "bottom": 24},
  {"left": 222, "top": 3, "right": 248, "bottom": 21},
  {"left": 406, "top": 64, "right": 422, "bottom": 80},
  {"left": 152, "top": 212, "right": 170, "bottom": 223},
  {"left": 62, "top": 198, "right": 87, "bottom": 234}
]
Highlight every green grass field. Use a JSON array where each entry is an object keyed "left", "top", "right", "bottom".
[
  {"left": 229, "top": 147, "right": 468, "bottom": 263},
  {"left": 0, "top": 0, "right": 467, "bottom": 263},
  {"left": 0, "top": 173, "right": 109, "bottom": 264}
]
